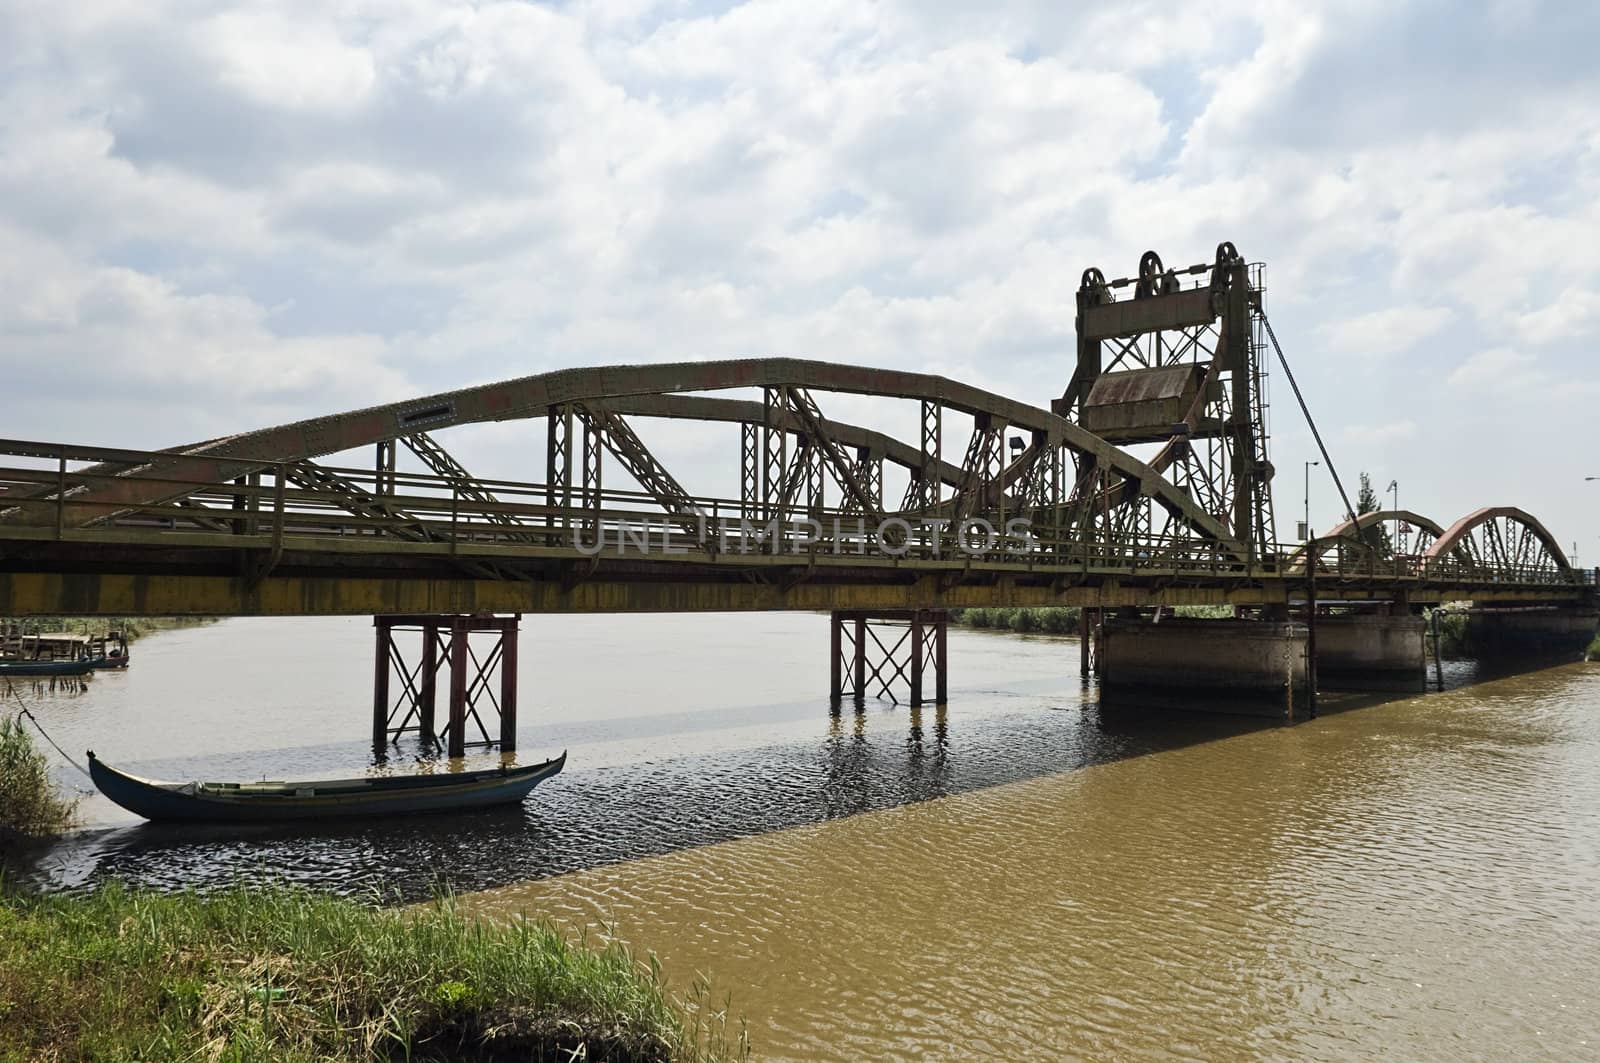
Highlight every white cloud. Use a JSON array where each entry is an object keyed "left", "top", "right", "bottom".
[
  {"left": 1517, "top": 287, "right": 1600, "bottom": 345},
  {"left": 1447, "top": 347, "right": 1537, "bottom": 390},
  {"left": 197, "top": 10, "right": 376, "bottom": 112},
  {"left": 1337, "top": 420, "right": 1419, "bottom": 444},
  {"left": 1320, "top": 306, "right": 1452, "bottom": 358}
]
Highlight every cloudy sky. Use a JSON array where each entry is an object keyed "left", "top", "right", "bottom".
[{"left": 2, "top": 0, "right": 1597, "bottom": 556}]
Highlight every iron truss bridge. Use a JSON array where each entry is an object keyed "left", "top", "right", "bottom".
[{"left": 0, "top": 245, "right": 1591, "bottom": 618}]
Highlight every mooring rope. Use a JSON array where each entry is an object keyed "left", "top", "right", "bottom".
[{"left": 5, "top": 677, "right": 94, "bottom": 780}]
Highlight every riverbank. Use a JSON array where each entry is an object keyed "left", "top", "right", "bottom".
[
  {"left": 0, "top": 883, "right": 746, "bottom": 1062},
  {"left": 951, "top": 604, "right": 1233, "bottom": 634},
  {"left": 4, "top": 615, "right": 215, "bottom": 641}
]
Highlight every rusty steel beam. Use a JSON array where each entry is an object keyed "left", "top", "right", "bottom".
[
  {"left": 284, "top": 463, "right": 430, "bottom": 542},
  {"left": 591, "top": 394, "right": 966, "bottom": 488},
  {"left": 1425, "top": 507, "right": 1573, "bottom": 576},
  {"left": 1079, "top": 286, "right": 1219, "bottom": 340},
  {"left": 1, "top": 568, "right": 1588, "bottom": 619},
  {"left": 573, "top": 404, "right": 702, "bottom": 535},
  {"left": 950, "top": 414, "right": 1005, "bottom": 524},
  {"left": 402, "top": 432, "right": 530, "bottom": 536},
  {"left": 777, "top": 387, "right": 882, "bottom": 520},
  {"left": 1, "top": 358, "right": 1242, "bottom": 554}
]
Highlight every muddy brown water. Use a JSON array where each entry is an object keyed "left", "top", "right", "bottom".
[{"left": 12, "top": 615, "right": 1599, "bottom": 1059}]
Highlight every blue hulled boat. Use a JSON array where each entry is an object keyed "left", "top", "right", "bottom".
[
  {"left": 0, "top": 658, "right": 96, "bottom": 677},
  {"left": 87, "top": 751, "right": 566, "bottom": 823}
]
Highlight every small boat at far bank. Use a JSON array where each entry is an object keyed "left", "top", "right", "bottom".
[{"left": 87, "top": 751, "right": 566, "bottom": 823}]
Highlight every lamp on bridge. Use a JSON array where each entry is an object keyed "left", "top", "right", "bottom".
[
  {"left": 1301, "top": 460, "right": 1319, "bottom": 542},
  {"left": 1387, "top": 479, "right": 1400, "bottom": 553},
  {"left": 1009, "top": 435, "right": 1025, "bottom": 454}
]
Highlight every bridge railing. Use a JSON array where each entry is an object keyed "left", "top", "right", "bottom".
[
  {"left": 1287, "top": 538, "right": 1587, "bottom": 587},
  {"left": 0, "top": 439, "right": 1590, "bottom": 590}
]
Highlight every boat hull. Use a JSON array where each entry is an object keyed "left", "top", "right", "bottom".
[
  {"left": 88, "top": 752, "right": 566, "bottom": 823},
  {"left": 0, "top": 659, "right": 96, "bottom": 677}
]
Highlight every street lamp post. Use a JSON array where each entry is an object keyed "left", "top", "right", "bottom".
[
  {"left": 1304, "top": 460, "right": 1319, "bottom": 541},
  {"left": 1387, "top": 479, "right": 1399, "bottom": 555}
]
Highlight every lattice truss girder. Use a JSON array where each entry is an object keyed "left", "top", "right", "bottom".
[
  {"left": 1446, "top": 515, "right": 1565, "bottom": 578},
  {"left": 740, "top": 385, "right": 889, "bottom": 535},
  {"left": 401, "top": 431, "right": 530, "bottom": 537},
  {"left": 1067, "top": 245, "right": 1276, "bottom": 557},
  {"left": 375, "top": 620, "right": 513, "bottom": 752},
  {"left": 831, "top": 611, "right": 947, "bottom": 707}
]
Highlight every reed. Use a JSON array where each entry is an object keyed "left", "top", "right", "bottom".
[
  {"left": 3, "top": 615, "right": 213, "bottom": 641},
  {"left": 0, "top": 714, "right": 77, "bottom": 851},
  {"left": 951, "top": 604, "right": 1233, "bottom": 635},
  {"left": 0, "top": 882, "right": 747, "bottom": 1062}
]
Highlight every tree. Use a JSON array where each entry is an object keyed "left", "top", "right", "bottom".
[{"left": 1356, "top": 471, "right": 1393, "bottom": 558}]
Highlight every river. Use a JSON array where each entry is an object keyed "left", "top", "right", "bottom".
[{"left": 11, "top": 615, "right": 1600, "bottom": 1059}]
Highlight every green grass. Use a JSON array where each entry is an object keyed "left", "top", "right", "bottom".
[
  {"left": 951, "top": 604, "right": 1234, "bottom": 635},
  {"left": 952, "top": 606, "right": 1082, "bottom": 634},
  {"left": 0, "top": 714, "right": 77, "bottom": 852},
  {"left": 0, "top": 883, "right": 748, "bottom": 1062},
  {"left": 1425, "top": 609, "right": 1469, "bottom": 659},
  {"left": 1588, "top": 633, "right": 1600, "bottom": 660},
  {"left": 4, "top": 616, "right": 213, "bottom": 641}
]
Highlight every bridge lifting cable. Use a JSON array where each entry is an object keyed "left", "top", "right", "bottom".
[{"left": 1258, "top": 312, "right": 1358, "bottom": 527}]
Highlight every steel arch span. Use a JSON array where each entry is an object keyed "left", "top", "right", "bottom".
[
  {"left": 2, "top": 357, "right": 1250, "bottom": 564},
  {"left": 1424, "top": 507, "right": 1573, "bottom": 583}
]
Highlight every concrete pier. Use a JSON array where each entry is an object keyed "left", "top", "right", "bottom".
[
  {"left": 1099, "top": 618, "right": 1309, "bottom": 718},
  {"left": 1314, "top": 614, "right": 1427, "bottom": 692},
  {"left": 1461, "top": 607, "right": 1599, "bottom": 658}
]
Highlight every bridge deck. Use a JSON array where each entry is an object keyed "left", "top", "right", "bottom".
[{"left": 0, "top": 441, "right": 1590, "bottom": 617}]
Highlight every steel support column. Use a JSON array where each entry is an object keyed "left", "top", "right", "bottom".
[
  {"left": 420, "top": 621, "right": 439, "bottom": 739},
  {"left": 446, "top": 617, "right": 469, "bottom": 757},
  {"left": 829, "top": 609, "right": 948, "bottom": 706},
  {"left": 372, "top": 614, "right": 521, "bottom": 757},
  {"left": 546, "top": 404, "right": 573, "bottom": 547}
]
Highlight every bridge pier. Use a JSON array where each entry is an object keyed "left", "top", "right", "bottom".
[
  {"left": 1098, "top": 616, "right": 1310, "bottom": 719},
  {"left": 830, "top": 609, "right": 948, "bottom": 707},
  {"left": 373, "top": 614, "right": 520, "bottom": 759},
  {"left": 1459, "top": 606, "right": 1599, "bottom": 658},
  {"left": 1312, "top": 611, "right": 1428, "bottom": 693}
]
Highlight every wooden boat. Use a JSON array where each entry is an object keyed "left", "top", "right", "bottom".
[
  {"left": 0, "top": 657, "right": 96, "bottom": 677},
  {"left": 0, "top": 629, "right": 125, "bottom": 673},
  {"left": 87, "top": 751, "right": 566, "bottom": 823}
]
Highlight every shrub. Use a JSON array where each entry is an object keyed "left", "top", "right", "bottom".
[{"left": 0, "top": 713, "right": 77, "bottom": 850}]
